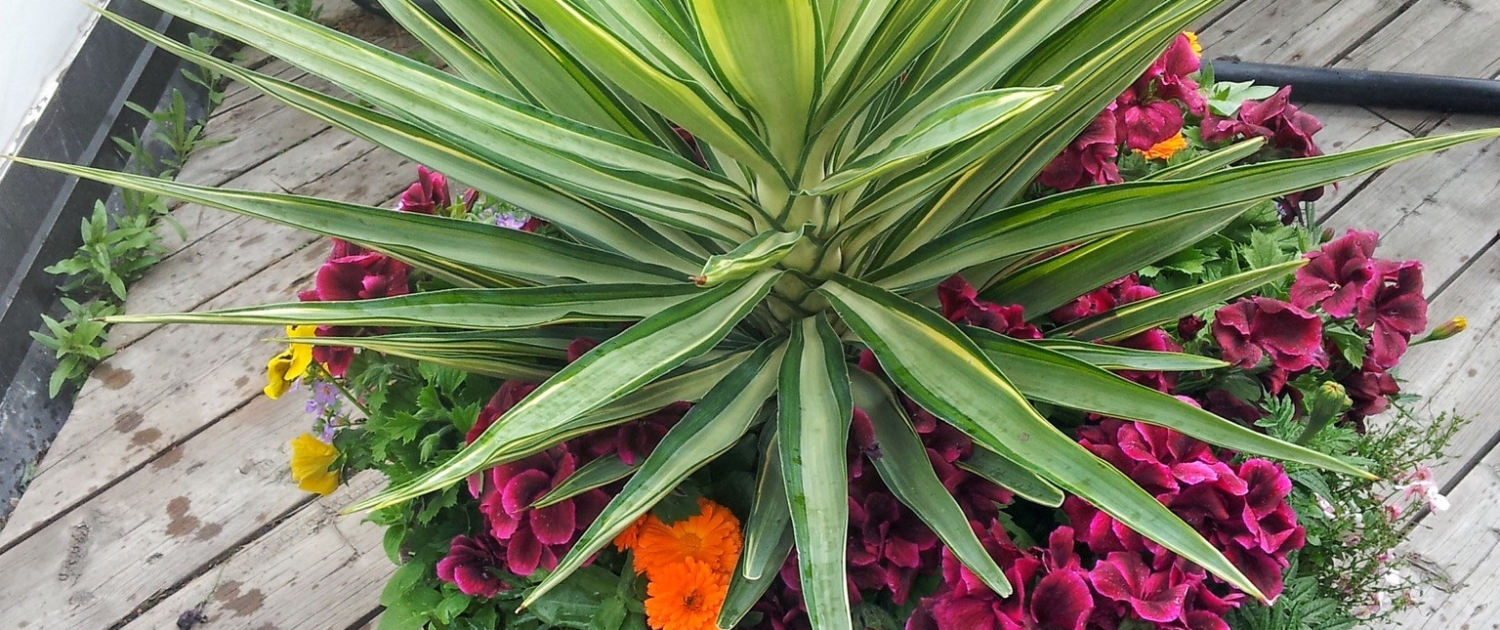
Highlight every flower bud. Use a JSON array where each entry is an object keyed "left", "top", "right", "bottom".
[
  {"left": 1423, "top": 316, "right": 1468, "bottom": 342},
  {"left": 1297, "top": 381, "right": 1350, "bottom": 444}
]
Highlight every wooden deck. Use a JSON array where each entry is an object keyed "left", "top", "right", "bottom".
[{"left": 2, "top": 2, "right": 1497, "bottom": 628}]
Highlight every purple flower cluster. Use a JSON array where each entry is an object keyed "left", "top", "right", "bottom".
[
  {"left": 1288, "top": 230, "right": 1428, "bottom": 420},
  {"left": 1039, "top": 34, "right": 1205, "bottom": 192},
  {"left": 436, "top": 341, "right": 688, "bottom": 595}
]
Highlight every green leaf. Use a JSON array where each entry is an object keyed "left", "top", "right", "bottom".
[
  {"left": 348, "top": 272, "right": 780, "bottom": 513},
  {"left": 13, "top": 159, "right": 686, "bottom": 288},
  {"left": 849, "top": 369, "right": 1012, "bottom": 597},
  {"left": 689, "top": 0, "right": 819, "bottom": 166},
  {"left": 373, "top": 0, "right": 519, "bottom": 97},
  {"left": 739, "top": 430, "right": 790, "bottom": 581},
  {"left": 1147, "top": 139, "right": 1266, "bottom": 181},
  {"left": 971, "top": 330, "right": 1375, "bottom": 480},
  {"left": 286, "top": 331, "right": 569, "bottom": 382},
  {"left": 533, "top": 454, "right": 639, "bottom": 509},
  {"left": 695, "top": 227, "right": 805, "bottom": 287},
  {"left": 1054, "top": 259, "right": 1306, "bottom": 341},
  {"left": 980, "top": 207, "right": 1247, "bottom": 316},
  {"left": 871, "top": 115, "right": 1500, "bottom": 293},
  {"left": 808, "top": 87, "right": 1059, "bottom": 195},
  {"left": 718, "top": 527, "right": 793, "bottom": 630},
  {"left": 778, "top": 316, "right": 853, "bottom": 630},
  {"left": 957, "top": 447, "right": 1065, "bottom": 507},
  {"left": 1030, "top": 339, "right": 1229, "bottom": 372},
  {"left": 819, "top": 274, "right": 1267, "bottom": 602},
  {"left": 528, "top": 566, "right": 618, "bottom": 629},
  {"left": 522, "top": 340, "right": 784, "bottom": 608}
]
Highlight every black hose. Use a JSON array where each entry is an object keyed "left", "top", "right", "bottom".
[{"left": 1214, "top": 60, "right": 1500, "bottom": 115}]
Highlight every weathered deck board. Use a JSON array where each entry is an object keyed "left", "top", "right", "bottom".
[
  {"left": 1384, "top": 443, "right": 1500, "bottom": 630},
  {"left": 1201, "top": 0, "right": 1407, "bottom": 67},
  {"left": 115, "top": 472, "right": 389, "bottom": 630},
  {"left": 1300, "top": 103, "right": 1413, "bottom": 211},
  {"left": 1324, "top": 114, "right": 1500, "bottom": 300},
  {"left": 0, "top": 394, "right": 315, "bottom": 629},
  {"left": 111, "top": 145, "right": 414, "bottom": 349}
]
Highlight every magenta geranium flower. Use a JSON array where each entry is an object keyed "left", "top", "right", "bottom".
[
  {"left": 396, "top": 166, "right": 451, "bottom": 215},
  {"left": 1116, "top": 93, "right": 1186, "bottom": 153},
  {"left": 1212, "top": 298, "right": 1326, "bottom": 371},
  {"left": 1091, "top": 551, "right": 1192, "bottom": 623},
  {"left": 477, "top": 446, "right": 609, "bottom": 577},
  {"left": 1290, "top": 230, "right": 1380, "bottom": 317},
  {"left": 436, "top": 533, "right": 512, "bottom": 598},
  {"left": 846, "top": 489, "right": 940, "bottom": 605},
  {"left": 937, "top": 276, "right": 1042, "bottom": 339},
  {"left": 1203, "top": 87, "right": 1323, "bottom": 159},
  {"left": 1038, "top": 104, "right": 1123, "bottom": 192},
  {"left": 1343, "top": 358, "right": 1401, "bottom": 419},
  {"left": 1356, "top": 261, "right": 1427, "bottom": 369},
  {"left": 911, "top": 523, "right": 1094, "bottom": 630}
]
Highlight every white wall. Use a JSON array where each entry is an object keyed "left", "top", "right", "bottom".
[{"left": 0, "top": 0, "right": 104, "bottom": 162}]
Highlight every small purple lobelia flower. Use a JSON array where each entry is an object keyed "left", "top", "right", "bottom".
[{"left": 306, "top": 381, "right": 341, "bottom": 415}]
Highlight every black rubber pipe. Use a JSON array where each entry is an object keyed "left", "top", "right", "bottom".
[{"left": 1214, "top": 60, "right": 1500, "bottom": 115}]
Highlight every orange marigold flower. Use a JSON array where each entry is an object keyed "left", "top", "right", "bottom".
[
  {"left": 634, "top": 498, "right": 742, "bottom": 578},
  {"left": 1139, "top": 133, "right": 1189, "bottom": 161},
  {"left": 1184, "top": 30, "right": 1203, "bottom": 57},
  {"left": 644, "top": 558, "right": 729, "bottom": 630},
  {"left": 614, "top": 514, "right": 658, "bottom": 552}
]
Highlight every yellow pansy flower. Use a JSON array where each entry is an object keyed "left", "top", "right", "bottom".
[
  {"left": 263, "top": 325, "right": 319, "bottom": 400},
  {"left": 289, "top": 432, "right": 341, "bottom": 495},
  {"left": 1184, "top": 31, "right": 1202, "bottom": 58}
]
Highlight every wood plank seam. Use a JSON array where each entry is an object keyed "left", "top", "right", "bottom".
[
  {"left": 345, "top": 606, "right": 385, "bottom": 630},
  {"left": 0, "top": 387, "right": 268, "bottom": 556},
  {"left": 1326, "top": 0, "right": 1423, "bottom": 66},
  {"left": 100, "top": 493, "right": 321, "bottom": 630}
]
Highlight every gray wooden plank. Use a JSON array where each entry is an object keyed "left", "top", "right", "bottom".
[
  {"left": 1300, "top": 102, "right": 1413, "bottom": 212},
  {"left": 0, "top": 252, "right": 312, "bottom": 547},
  {"left": 112, "top": 145, "right": 415, "bottom": 349},
  {"left": 1383, "top": 443, "right": 1500, "bottom": 630},
  {"left": 1323, "top": 114, "right": 1500, "bottom": 292},
  {"left": 1337, "top": 0, "right": 1500, "bottom": 135},
  {"left": 1200, "top": 0, "right": 1408, "bottom": 67},
  {"left": 157, "top": 128, "right": 376, "bottom": 258},
  {"left": 0, "top": 394, "right": 321, "bottom": 629},
  {"left": 116, "top": 472, "right": 391, "bottom": 630}
]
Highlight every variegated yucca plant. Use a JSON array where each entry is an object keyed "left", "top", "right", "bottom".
[{"left": 16, "top": 0, "right": 1499, "bottom": 627}]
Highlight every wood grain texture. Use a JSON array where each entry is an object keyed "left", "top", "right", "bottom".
[
  {"left": 0, "top": 394, "right": 317, "bottom": 629},
  {"left": 116, "top": 472, "right": 391, "bottom": 630},
  {"left": 1201, "top": 0, "right": 1408, "bottom": 66}
]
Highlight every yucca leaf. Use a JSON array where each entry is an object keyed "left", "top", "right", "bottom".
[
  {"left": 739, "top": 431, "right": 790, "bottom": 581},
  {"left": 1032, "top": 339, "right": 1229, "bottom": 372},
  {"left": 93, "top": 10, "right": 707, "bottom": 273},
  {"left": 809, "top": 87, "right": 1060, "bottom": 195},
  {"left": 15, "top": 158, "right": 689, "bottom": 287},
  {"left": 689, "top": 0, "right": 819, "bottom": 166},
  {"left": 521, "top": 340, "right": 784, "bottom": 608},
  {"left": 819, "top": 275, "right": 1266, "bottom": 602},
  {"left": 980, "top": 206, "right": 1248, "bottom": 315},
  {"left": 429, "top": 0, "right": 663, "bottom": 141},
  {"left": 849, "top": 369, "right": 1013, "bottom": 597},
  {"left": 1147, "top": 138, "right": 1267, "bottom": 181},
  {"left": 718, "top": 526, "right": 793, "bottom": 630},
  {"left": 514, "top": 0, "right": 787, "bottom": 182},
  {"left": 1054, "top": 259, "right": 1307, "bottom": 341},
  {"left": 696, "top": 227, "right": 806, "bottom": 287},
  {"left": 778, "top": 316, "right": 854, "bottom": 630},
  {"left": 957, "top": 447, "right": 1066, "bottom": 508},
  {"left": 373, "top": 0, "right": 520, "bottom": 97},
  {"left": 532, "top": 454, "right": 638, "bottom": 509},
  {"left": 972, "top": 329, "right": 1376, "bottom": 480},
  {"left": 135, "top": 0, "right": 762, "bottom": 239},
  {"left": 104, "top": 284, "right": 700, "bottom": 330},
  {"left": 864, "top": 0, "right": 1091, "bottom": 149},
  {"left": 288, "top": 332, "right": 564, "bottom": 381},
  {"left": 853, "top": 0, "right": 1206, "bottom": 262},
  {"left": 872, "top": 130, "right": 1500, "bottom": 292},
  {"left": 347, "top": 271, "right": 781, "bottom": 513}
]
